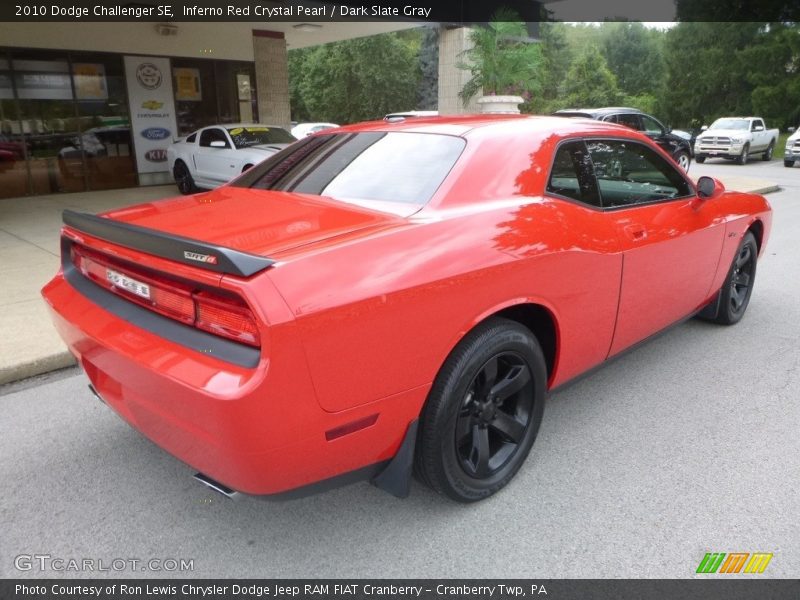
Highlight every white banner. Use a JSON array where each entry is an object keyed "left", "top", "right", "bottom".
[{"left": 124, "top": 56, "right": 178, "bottom": 175}]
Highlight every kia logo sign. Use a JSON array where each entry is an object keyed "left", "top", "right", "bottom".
[
  {"left": 144, "top": 149, "right": 168, "bottom": 162},
  {"left": 141, "top": 127, "right": 171, "bottom": 140}
]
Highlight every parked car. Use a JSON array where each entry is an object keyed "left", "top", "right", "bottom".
[
  {"left": 43, "top": 116, "right": 771, "bottom": 503},
  {"left": 784, "top": 128, "right": 800, "bottom": 167},
  {"left": 694, "top": 117, "right": 779, "bottom": 165},
  {"left": 57, "top": 125, "right": 132, "bottom": 180},
  {"left": 167, "top": 124, "right": 296, "bottom": 194},
  {"left": 553, "top": 107, "right": 693, "bottom": 171},
  {"left": 384, "top": 110, "right": 439, "bottom": 120},
  {"left": 291, "top": 122, "right": 339, "bottom": 138}
]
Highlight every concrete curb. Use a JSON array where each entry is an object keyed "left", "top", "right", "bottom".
[{"left": 0, "top": 352, "right": 77, "bottom": 387}]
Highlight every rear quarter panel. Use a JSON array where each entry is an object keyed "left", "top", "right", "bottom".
[{"left": 266, "top": 198, "right": 623, "bottom": 413}]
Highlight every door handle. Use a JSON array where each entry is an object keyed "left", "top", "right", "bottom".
[{"left": 624, "top": 224, "right": 647, "bottom": 241}]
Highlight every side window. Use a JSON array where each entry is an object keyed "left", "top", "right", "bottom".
[
  {"left": 616, "top": 114, "right": 642, "bottom": 131},
  {"left": 586, "top": 140, "right": 692, "bottom": 208},
  {"left": 640, "top": 115, "right": 664, "bottom": 135},
  {"left": 199, "top": 128, "right": 229, "bottom": 148},
  {"left": 186, "top": 132, "right": 197, "bottom": 143},
  {"left": 546, "top": 141, "right": 601, "bottom": 207},
  {"left": 752, "top": 119, "right": 764, "bottom": 131}
]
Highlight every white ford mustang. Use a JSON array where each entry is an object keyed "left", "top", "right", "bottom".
[{"left": 167, "top": 124, "right": 296, "bottom": 194}]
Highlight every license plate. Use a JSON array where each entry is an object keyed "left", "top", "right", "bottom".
[{"left": 106, "top": 268, "right": 151, "bottom": 299}]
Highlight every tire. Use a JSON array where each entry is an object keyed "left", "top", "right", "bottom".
[
  {"left": 786, "top": 159, "right": 794, "bottom": 168},
  {"left": 762, "top": 142, "right": 774, "bottom": 161},
  {"left": 695, "top": 155, "right": 706, "bottom": 164},
  {"left": 674, "top": 150, "right": 691, "bottom": 171},
  {"left": 173, "top": 161, "right": 196, "bottom": 195},
  {"left": 736, "top": 144, "right": 749, "bottom": 165},
  {"left": 415, "top": 317, "right": 547, "bottom": 502},
  {"left": 709, "top": 231, "right": 758, "bottom": 325}
]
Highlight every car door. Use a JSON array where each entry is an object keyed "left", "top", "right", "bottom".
[
  {"left": 194, "top": 127, "right": 239, "bottom": 185},
  {"left": 585, "top": 138, "right": 726, "bottom": 356},
  {"left": 750, "top": 119, "right": 766, "bottom": 151}
]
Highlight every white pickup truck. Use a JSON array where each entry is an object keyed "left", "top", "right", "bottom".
[{"left": 694, "top": 117, "right": 779, "bottom": 165}]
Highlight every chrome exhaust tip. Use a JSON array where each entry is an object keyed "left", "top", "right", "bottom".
[{"left": 193, "top": 472, "right": 240, "bottom": 500}]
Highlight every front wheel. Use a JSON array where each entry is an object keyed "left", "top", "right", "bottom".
[
  {"left": 674, "top": 151, "right": 691, "bottom": 171},
  {"left": 415, "top": 318, "right": 546, "bottom": 502},
  {"left": 736, "top": 144, "right": 749, "bottom": 165},
  {"left": 695, "top": 155, "right": 706, "bottom": 164},
  {"left": 173, "top": 161, "right": 196, "bottom": 195},
  {"left": 762, "top": 142, "right": 774, "bottom": 161},
  {"left": 709, "top": 231, "right": 758, "bottom": 325},
  {"left": 785, "top": 159, "right": 794, "bottom": 168}
]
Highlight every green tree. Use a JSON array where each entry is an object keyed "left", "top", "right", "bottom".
[
  {"left": 530, "top": 22, "right": 572, "bottom": 113},
  {"left": 562, "top": 46, "right": 621, "bottom": 107},
  {"left": 600, "top": 22, "right": 665, "bottom": 98},
  {"left": 288, "top": 32, "right": 419, "bottom": 124},
  {"left": 459, "top": 8, "right": 542, "bottom": 104},
  {"left": 417, "top": 26, "right": 439, "bottom": 110}
]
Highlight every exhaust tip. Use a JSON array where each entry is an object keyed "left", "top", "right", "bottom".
[
  {"left": 88, "top": 384, "right": 105, "bottom": 404},
  {"left": 193, "top": 472, "right": 240, "bottom": 499}
]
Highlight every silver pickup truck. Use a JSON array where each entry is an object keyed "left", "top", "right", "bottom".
[{"left": 694, "top": 117, "right": 779, "bottom": 165}]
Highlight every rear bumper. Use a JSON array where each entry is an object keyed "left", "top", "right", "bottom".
[{"left": 42, "top": 271, "right": 426, "bottom": 496}]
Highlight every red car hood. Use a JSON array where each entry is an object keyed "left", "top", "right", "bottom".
[{"left": 100, "top": 187, "right": 404, "bottom": 259}]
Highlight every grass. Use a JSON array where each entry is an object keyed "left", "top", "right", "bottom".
[{"left": 777, "top": 131, "right": 793, "bottom": 159}]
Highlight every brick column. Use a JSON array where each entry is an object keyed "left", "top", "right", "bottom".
[
  {"left": 437, "top": 26, "right": 479, "bottom": 115},
  {"left": 252, "top": 30, "right": 291, "bottom": 129}
]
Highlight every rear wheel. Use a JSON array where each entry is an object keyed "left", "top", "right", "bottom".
[
  {"left": 174, "top": 161, "right": 195, "bottom": 195},
  {"left": 415, "top": 318, "right": 546, "bottom": 502},
  {"left": 736, "top": 144, "right": 749, "bottom": 165},
  {"left": 709, "top": 231, "right": 758, "bottom": 325},
  {"left": 762, "top": 142, "right": 774, "bottom": 161}
]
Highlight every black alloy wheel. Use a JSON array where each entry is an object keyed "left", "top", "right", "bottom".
[
  {"left": 708, "top": 231, "right": 758, "bottom": 325},
  {"left": 454, "top": 352, "right": 534, "bottom": 479},
  {"left": 174, "top": 161, "right": 195, "bottom": 195},
  {"left": 415, "top": 318, "right": 546, "bottom": 502}
]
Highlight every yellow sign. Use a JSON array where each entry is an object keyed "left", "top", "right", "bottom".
[
  {"left": 72, "top": 63, "right": 107, "bottom": 100},
  {"left": 173, "top": 67, "right": 201, "bottom": 101}
]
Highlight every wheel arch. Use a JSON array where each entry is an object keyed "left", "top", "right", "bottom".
[
  {"left": 747, "top": 218, "right": 764, "bottom": 253},
  {"left": 443, "top": 300, "right": 560, "bottom": 388}
]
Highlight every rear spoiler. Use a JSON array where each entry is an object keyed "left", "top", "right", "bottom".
[{"left": 62, "top": 210, "right": 275, "bottom": 277}]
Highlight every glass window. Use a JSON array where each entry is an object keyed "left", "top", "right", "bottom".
[
  {"left": 172, "top": 59, "right": 218, "bottom": 136},
  {"left": 640, "top": 115, "right": 664, "bottom": 135},
  {"left": 239, "top": 132, "right": 465, "bottom": 209},
  {"left": 226, "top": 126, "right": 294, "bottom": 148},
  {"left": 616, "top": 114, "right": 642, "bottom": 131},
  {"left": 199, "top": 128, "right": 228, "bottom": 147},
  {"left": 186, "top": 132, "right": 196, "bottom": 143},
  {"left": 546, "top": 140, "right": 600, "bottom": 207},
  {"left": 586, "top": 139, "right": 692, "bottom": 208}
]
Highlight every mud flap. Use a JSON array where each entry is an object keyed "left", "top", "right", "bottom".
[{"left": 371, "top": 419, "right": 418, "bottom": 498}]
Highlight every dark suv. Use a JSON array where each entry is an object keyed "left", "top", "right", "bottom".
[{"left": 553, "top": 107, "right": 692, "bottom": 171}]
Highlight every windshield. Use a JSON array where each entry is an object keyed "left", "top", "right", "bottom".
[
  {"left": 226, "top": 126, "right": 296, "bottom": 148},
  {"left": 233, "top": 132, "right": 466, "bottom": 211},
  {"left": 709, "top": 119, "right": 749, "bottom": 131}
]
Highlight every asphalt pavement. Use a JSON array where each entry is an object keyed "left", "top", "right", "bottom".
[{"left": 1, "top": 161, "right": 798, "bottom": 579}]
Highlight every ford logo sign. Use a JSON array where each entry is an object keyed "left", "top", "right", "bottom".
[
  {"left": 144, "top": 149, "right": 168, "bottom": 162},
  {"left": 141, "top": 127, "right": 171, "bottom": 140}
]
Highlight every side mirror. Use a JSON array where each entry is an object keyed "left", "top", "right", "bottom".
[
  {"left": 789, "top": 127, "right": 796, "bottom": 133},
  {"left": 753, "top": 125, "right": 764, "bottom": 132},
  {"left": 697, "top": 176, "right": 724, "bottom": 199},
  {"left": 700, "top": 125, "right": 708, "bottom": 131},
  {"left": 209, "top": 140, "right": 227, "bottom": 148}
]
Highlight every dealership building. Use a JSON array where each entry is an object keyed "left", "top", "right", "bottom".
[{"left": 0, "top": 15, "right": 529, "bottom": 200}]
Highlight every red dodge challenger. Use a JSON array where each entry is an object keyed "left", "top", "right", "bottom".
[{"left": 42, "top": 115, "right": 772, "bottom": 502}]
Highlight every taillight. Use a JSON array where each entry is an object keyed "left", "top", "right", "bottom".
[
  {"left": 194, "top": 291, "right": 260, "bottom": 346},
  {"left": 71, "top": 245, "right": 260, "bottom": 348}
]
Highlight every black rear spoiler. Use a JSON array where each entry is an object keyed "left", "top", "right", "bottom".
[{"left": 62, "top": 210, "right": 275, "bottom": 277}]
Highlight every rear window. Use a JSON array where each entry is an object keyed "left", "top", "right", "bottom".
[{"left": 234, "top": 132, "right": 465, "bottom": 208}]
